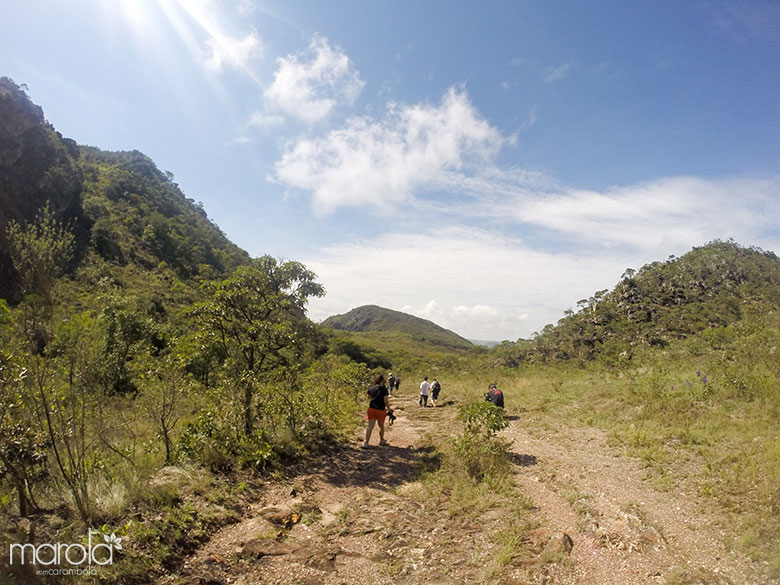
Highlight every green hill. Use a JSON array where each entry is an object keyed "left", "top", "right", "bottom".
[
  {"left": 496, "top": 240, "right": 780, "bottom": 365},
  {"left": 0, "top": 76, "right": 249, "bottom": 303},
  {"left": 322, "top": 304, "right": 474, "bottom": 352}
]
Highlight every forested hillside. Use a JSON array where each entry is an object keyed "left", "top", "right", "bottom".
[
  {"left": 0, "top": 79, "right": 379, "bottom": 584},
  {"left": 0, "top": 76, "right": 249, "bottom": 303},
  {"left": 494, "top": 240, "right": 780, "bottom": 365}
]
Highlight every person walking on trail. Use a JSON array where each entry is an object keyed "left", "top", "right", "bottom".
[
  {"left": 485, "top": 383, "right": 504, "bottom": 408},
  {"left": 430, "top": 378, "right": 441, "bottom": 407},
  {"left": 395, "top": 375, "right": 401, "bottom": 393},
  {"left": 364, "top": 374, "right": 392, "bottom": 448},
  {"left": 419, "top": 376, "right": 431, "bottom": 407},
  {"left": 388, "top": 372, "right": 396, "bottom": 395}
]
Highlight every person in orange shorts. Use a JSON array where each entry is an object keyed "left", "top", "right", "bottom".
[{"left": 363, "top": 374, "right": 392, "bottom": 448}]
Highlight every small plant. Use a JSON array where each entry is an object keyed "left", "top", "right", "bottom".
[
  {"left": 458, "top": 401, "right": 509, "bottom": 438},
  {"left": 453, "top": 400, "right": 511, "bottom": 483}
]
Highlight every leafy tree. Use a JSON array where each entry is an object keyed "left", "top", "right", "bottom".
[
  {"left": 5, "top": 203, "right": 75, "bottom": 352},
  {"left": 96, "top": 291, "right": 158, "bottom": 395},
  {"left": 133, "top": 349, "right": 194, "bottom": 465},
  {"left": 0, "top": 300, "right": 48, "bottom": 517},
  {"left": 189, "top": 256, "right": 324, "bottom": 435},
  {"left": 22, "top": 312, "right": 108, "bottom": 522}
]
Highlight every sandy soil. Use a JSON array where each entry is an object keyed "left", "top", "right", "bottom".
[{"left": 159, "top": 391, "right": 775, "bottom": 585}]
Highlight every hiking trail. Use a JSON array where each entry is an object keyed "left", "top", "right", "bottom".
[{"left": 160, "top": 390, "right": 774, "bottom": 585}]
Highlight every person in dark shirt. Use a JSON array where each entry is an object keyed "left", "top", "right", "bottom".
[
  {"left": 430, "top": 378, "right": 441, "bottom": 407},
  {"left": 485, "top": 383, "right": 504, "bottom": 408},
  {"left": 364, "top": 374, "right": 392, "bottom": 448}
]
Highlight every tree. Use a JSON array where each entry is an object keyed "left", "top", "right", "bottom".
[
  {"left": 0, "top": 300, "right": 48, "bottom": 517},
  {"left": 189, "top": 256, "right": 325, "bottom": 435},
  {"left": 5, "top": 203, "right": 75, "bottom": 352},
  {"left": 131, "top": 358, "right": 186, "bottom": 465}
]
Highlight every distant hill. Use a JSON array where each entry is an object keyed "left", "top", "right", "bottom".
[
  {"left": 496, "top": 240, "right": 780, "bottom": 364},
  {"left": 322, "top": 305, "right": 473, "bottom": 351},
  {"left": 470, "top": 339, "right": 501, "bottom": 348},
  {"left": 0, "top": 77, "right": 249, "bottom": 302}
]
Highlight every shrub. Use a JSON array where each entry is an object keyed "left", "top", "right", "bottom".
[{"left": 453, "top": 401, "right": 511, "bottom": 482}]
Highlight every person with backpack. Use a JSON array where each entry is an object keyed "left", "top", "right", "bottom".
[
  {"left": 485, "top": 383, "right": 504, "bottom": 408},
  {"left": 363, "top": 374, "right": 392, "bottom": 448},
  {"left": 388, "top": 372, "right": 396, "bottom": 394},
  {"left": 430, "top": 378, "right": 441, "bottom": 407}
]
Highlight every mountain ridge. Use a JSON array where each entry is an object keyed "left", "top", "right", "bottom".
[
  {"left": 0, "top": 76, "right": 249, "bottom": 303},
  {"left": 494, "top": 239, "right": 780, "bottom": 365}
]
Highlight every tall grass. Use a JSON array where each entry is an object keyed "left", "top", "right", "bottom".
[{"left": 488, "top": 318, "right": 780, "bottom": 576}]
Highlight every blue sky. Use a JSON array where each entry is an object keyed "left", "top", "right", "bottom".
[{"left": 2, "top": 0, "right": 779, "bottom": 340}]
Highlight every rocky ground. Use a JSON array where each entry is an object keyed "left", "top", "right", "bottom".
[{"left": 160, "top": 391, "right": 775, "bottom": 585}]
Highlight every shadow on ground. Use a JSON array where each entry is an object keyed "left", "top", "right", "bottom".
[
  {"left": 511, "top": 453, "right": 538, "bottom": 467},
  {"left": 301, "top": 443, "right": 441, "bottom": 490}
]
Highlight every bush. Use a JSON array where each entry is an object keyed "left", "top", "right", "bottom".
[{"left": 453, "top": 401, "right": 511, "bottom": 482}]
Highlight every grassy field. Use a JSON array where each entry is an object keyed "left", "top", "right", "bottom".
[{"left": 395, "top": 322, "right": 780, "bottom": 577}]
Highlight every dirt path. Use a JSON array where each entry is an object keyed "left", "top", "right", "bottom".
[
  {"left": 500, "top": 419, "right": 771, "bottom": 585},
  {"left": 161, "top": 394, "right": 774, "bottom": 585}
]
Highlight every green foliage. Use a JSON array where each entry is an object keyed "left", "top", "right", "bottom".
[
  {"left": 458, "top": 400, "right": 509, "bottom": 438},
  {"left": 495, "top": 241, "right": 780, "bottom": 365},
  {"left": 178, "top": 354, "right": 372, "bottom": 472},
  {"left": 502, "top": 316, "right": 780, "bottom": 575},
  {"left": 0, "top": 422, "right": 48, "bottom": 517},
  {"left": 327, "top": 335, "right": 393, "bottom": 369},
  {"left": 133, "top": 353, "right": 194, "bottom": 465},
  {"left": 0, "top": 78, "right": 84, "bottom": 301},
  {"left": 5, "top": 204, "right": 75, "bottom": 353},
  {"left": 178, "top": 408, "right": 242, "bottom": 472},
  {"left": 78, "top": 147, "right": 249, "bottom": 281},
  {"left": 6, "top": 203, "right": 75, "bottom": 300},
  {"left": 188, "top": 256, "right": 325, "bottom": 434},
  {"left": 453, "top": 400, "right": 511, "bottom": 482}
]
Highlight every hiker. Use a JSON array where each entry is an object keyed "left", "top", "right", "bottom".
[
  {"left": 430, "top": 378, "right": 441, "bottom": 407},
  {"left": 395, "top": 375, "right": 401, "bottom": 393},
  {"left": 363, "top": 374, "right": 392, "bottom": 448},
  {"left": 419, "top": 376, "right": 431, "bottom": 407},
  {"left": 485, "top": 383, "right": 504, "bottom": 408},
  {"left": 388, "top": 372, "right": 396, "bottom": 394}
]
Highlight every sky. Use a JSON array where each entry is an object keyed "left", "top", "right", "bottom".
[{"left": 2, "top": 0, "right": 779, "bottom": 341}]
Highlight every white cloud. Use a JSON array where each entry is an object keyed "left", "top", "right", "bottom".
[
  {"left": 260, "top": 35, "right": 364, "bottom": 125},
  {"left": 302, "top": 174, "right": 780, "bottom": 340},
  {"left": 543, "top": 63, "right": 572, "bottom": 83},
  {"left": 271, "top": 86, "right": 507, "bottom": 214},
  {"left": 205, "top": 28, "right": 262, "bottom": 73},
  {"left": 158, "top": 0, "right": 263, "bottom": 78},
  {"left": 248, "top": 111, "right": 285, "bottom": 128},
  {"left": 422, "top": 300, "right": 442, "bottom": 319},
  {"left": 303, "top": 226, "right": 632, "bottom": 341},
  {"left": 514, "top": 176, "right": 780, "bottom": 253},
  {"left": 453, "top": 304, "right": 500, "bottom": 318}
]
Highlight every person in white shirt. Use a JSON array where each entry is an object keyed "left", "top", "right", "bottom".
[{"left": 419, "top": 376, "right": 431, "bottom": 407}]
